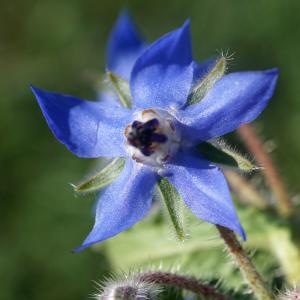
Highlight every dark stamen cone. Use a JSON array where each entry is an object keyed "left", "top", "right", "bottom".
[{"left": 126, "top": 118, "right": 167, "bottom": 156}]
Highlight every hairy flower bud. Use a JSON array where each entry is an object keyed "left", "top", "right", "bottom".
[
  {"left": 94, "top": 271, "right": 228, "bottom": 300},
  {"left": 278, "top": 288, "right": 300, "bottom": 300},
  {"left": 94, "top": 274, "right": 161, "bottom": 300}
]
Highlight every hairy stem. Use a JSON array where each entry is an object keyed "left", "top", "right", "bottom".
[
  {"left": 216, "top": 225, "right": 274, "bottom": 300},
  {"left": 139, "top": 271, "right": 228, "bottom": 300},
  {"left": 237, "top": 124, "right": 292, "bottom": 217}
]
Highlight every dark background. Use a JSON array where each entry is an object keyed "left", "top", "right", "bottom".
[{"left": 1, "top": 1, "right": 300, "bottom": 299}]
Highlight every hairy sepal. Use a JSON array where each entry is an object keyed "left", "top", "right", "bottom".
[
  {"left": 157, "top": 178, "right": 186, "bottom": 241},
  {"left": 187, "top": 55, "right": 226, "bottom": 105},
  {"left": 107, "top": 71, "right": 132, "bottom": 108},
  {"left": 72, "top": 157, "right": 126, "bottom": 194},
  {"left": 197, "top": 141, "right": 258, "bottom": 172}
]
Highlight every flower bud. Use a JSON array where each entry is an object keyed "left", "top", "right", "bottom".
[
  {"left": 95, "top": 274, "right": 161, "bottom": 300},
  {"left": 278, "top": 288, "right": 300, "bottom": 300}
]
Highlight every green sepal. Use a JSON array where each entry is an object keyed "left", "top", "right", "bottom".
[
  {"left": 72, "top": 157, "right": 126, "bottom": 193},
  {"left": 157, "top": 178, "right": 186, "bottom": 241},
  {"left": 187, "top": 56, "right": 226, "bottom": 106},
  {"left": 197, "top": 141, "right": 258, "bottom": 172},
  {"left": 107, "top": 71, "right": 132, "bottom": 108}
]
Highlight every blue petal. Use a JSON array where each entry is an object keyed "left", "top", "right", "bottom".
[
  {"left": 74, "top": 159, "right": 157, "bottom": 252},
  {"left": 107, "top": 11, "right": 145, "bottom": 80},
  {"left": 177, "top": 69, "right": 278, "bottom": 142},
  {"left": 97, "top": 90, "right": 123, "bottom": 108},
  {"left": 130, "top": 20, "right": 194, "bottom": 109},
  {"left": 31, "top": 86, "right": 132, "bottom": 158},
  {"left": 164, "top": 149, "right": 245, "bottom": 239}
]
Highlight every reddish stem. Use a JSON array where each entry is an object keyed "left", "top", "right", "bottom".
[
  {"left": 217, "top": 226, "right": 273, "bottom": 300},
  {"left": 237, "top": 124, "right": 292, "bottom": 217},
  {"left": 139, "top": 271, "right": 229, "bottom": 300}
]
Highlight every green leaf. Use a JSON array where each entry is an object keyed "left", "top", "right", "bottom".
[
  {"left": 107, "top": 71, "right": 132, "bottom": 108},
  {"left": 197, "top": 142, "right": 257, "bottom": 172},
  {"left": 187, "top": 56, "right": 226, "bottom": 106},
  {"left": 72, "top": 157, "right": 126, "bottom": 193},
  {"left": 157, "top": 178, "right": 186, "bottom": 241}
]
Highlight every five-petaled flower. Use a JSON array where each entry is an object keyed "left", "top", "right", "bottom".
[{"left": 31, "top": 12, "right": 278, "bottom": 252}]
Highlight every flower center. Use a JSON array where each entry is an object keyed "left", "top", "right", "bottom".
[{"left": 124, "top": 109, "right": 180, "bottom": 167}]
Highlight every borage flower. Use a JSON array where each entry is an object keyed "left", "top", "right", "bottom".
[{"left": 31, "top": 13, "right": 278, "bottom": 252}]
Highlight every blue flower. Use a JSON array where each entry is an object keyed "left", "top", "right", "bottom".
[{"left": 31, "top": 13, "right": 278, "bottom": 252}]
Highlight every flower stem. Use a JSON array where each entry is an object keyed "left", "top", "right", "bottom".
[
  {"left": 216, "top": 225, "right": 274, "bottom": 300},
  {"left": 138, "top": 271, "right": 229, "bottom": 300},
  {"left": 237, "top": 124, "right": 292, "bottom": 217}
]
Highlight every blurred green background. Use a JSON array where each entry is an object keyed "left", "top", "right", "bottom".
[{"left": 1, "top": 0, "right": 300, "bottom": 299}]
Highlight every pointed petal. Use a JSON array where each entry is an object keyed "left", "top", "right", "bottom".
[
  {"left": 107, "top": 11, "right": 145, "bottom": 80},
  {"left": 74, "top": 159, "right": 157, "bottom": 251},
  {"left": 131, "top": 20, "right": 194, "bottom": 109},
  {"left": 177, "top": 69, "right": 278, "bottom": 142},
  {"left": 31, "top": 86, "right": 132, "bottom": 158},
  {"left": 164, "top": 149, "right": 245, "bottom": 239}
]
